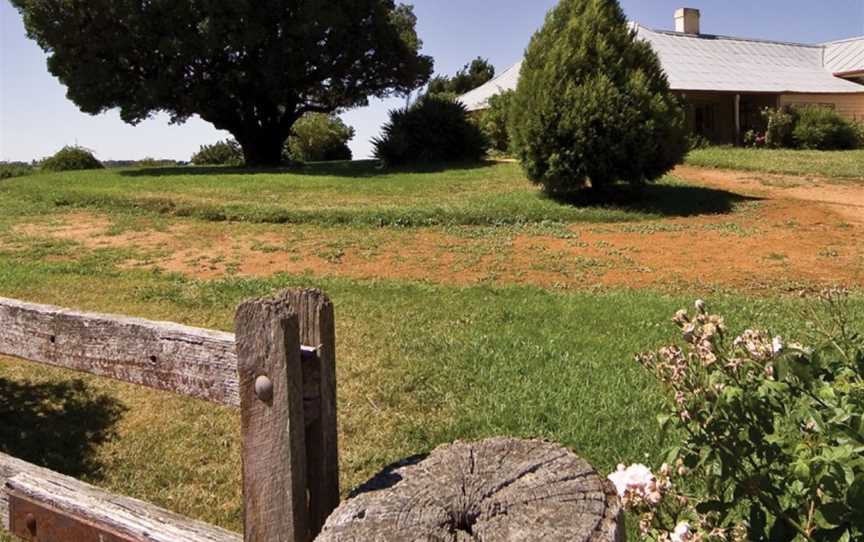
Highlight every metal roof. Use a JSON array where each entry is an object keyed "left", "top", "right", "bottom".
[
  {"left": 823, "top": 37, "right": 864, "bottom": 75},
  {"left": 460, "top": 24, "right": 864, "bottom": 111}
]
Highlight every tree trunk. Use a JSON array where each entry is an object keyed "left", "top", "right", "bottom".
[
  {"left": 238, "top": 128, "right": 287, "bottom": 168},
  {"left": 317, "top": 437, "right": 624, "bottom": 541}
]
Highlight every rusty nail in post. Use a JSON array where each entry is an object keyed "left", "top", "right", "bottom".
[
  {"left": 25, "top": 513, "right": 36, "bottom": 535},
  {"left": 255, "top": 375, "right": 273, "bottom": 402}
]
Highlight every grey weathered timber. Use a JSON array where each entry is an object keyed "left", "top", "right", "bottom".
[
  {"left": 317, "top": 438, "right": 624, "bottom": 542},
  {"left": 0, "top": 452, "right": 241, "bottom": 542},
  {"left": 0, "top": 297, "right": 240, "bottom": 406},
  {"left": 271, "top": 289, "right": 339, "bottom": 536},
  {"left": 235, "top": 297, "right": 308, "bottom": 542}
]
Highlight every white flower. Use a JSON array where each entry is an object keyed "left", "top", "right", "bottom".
[
  {"left": 772, "top": 336, "right": 784, "bottom": 356},
  {"left": 695, "top": 299, "right": 706, "bottom": 314},
  {"left": 671, "top": 521, "right": 692, "bottom": 542},
  {"left": 607, "top": 463, "right": 654, "bottom": 497}
]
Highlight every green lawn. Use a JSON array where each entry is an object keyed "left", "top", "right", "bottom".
[
  {"left": 2, "top": 253, "right": 858, "bottom": 537},
  {"left": 686, "top": 147, "right": 864, "bottom": 180},
  {"left": 0, "top": 161, "right": 748, "bottom": 227},
  {"left": 1, "top": 159, "right": 862, "bottom": 540}
]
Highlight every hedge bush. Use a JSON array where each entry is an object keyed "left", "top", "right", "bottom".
[
  {"left": 476, "top": 90, "right": 515, "bottom": 155},
  {"left": 792, "top": 106, "right": 859, "bottom": 150},
  {"left": 285, "top": 113, "right": 354, "bottom": 163},
  {"left": 40, "top": 146, "right": 104, "bottom": 171},
  {"left": 510, "top": 0, "right": 687, "bottom": 194},
  {"left": 191, "top": 140, "right": 244, "bottom": 166},
  {"left": 0, "top": 162, "right": 33, "bottom": 179},
  {"left": 372, "top": 95, "right": 488, "bottom": 166}
]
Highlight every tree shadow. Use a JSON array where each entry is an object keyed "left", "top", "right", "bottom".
[
  {"left": 545, "top": 183, "right": 761, "bottom": 218},
  {"left": 348, "top": 453, "right": 429, "bottom": 498},
  {"left": 118, "top": 160, "right": 496, "bottom": 179},
  {"left": 0, "top": 378, "right": 126, "bottom": 479}
]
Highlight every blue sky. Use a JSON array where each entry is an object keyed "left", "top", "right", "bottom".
[{"left": 2, "top": 0, "right": 863, "bottom": 162}]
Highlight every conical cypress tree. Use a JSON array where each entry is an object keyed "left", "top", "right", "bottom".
[{"left": 510, "top": 0, "right": 687, "bottom": 194}]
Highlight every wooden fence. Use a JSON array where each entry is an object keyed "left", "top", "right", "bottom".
[{"left": 0, "top": 289, "right": 338, "bottom": 542}]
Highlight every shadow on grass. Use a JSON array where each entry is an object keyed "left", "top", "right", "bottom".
[
  {"left": 0, "top": 378, "right": 126, "bottom": 479},
  {"left": 546, "top": 183, "right": 761, "bottom": 218},
  {"left": 120, "top": 160, "right": 497, "bottom": 179},
  {"left": 348, "top": 453, "right": 429, "bottom": 498}
]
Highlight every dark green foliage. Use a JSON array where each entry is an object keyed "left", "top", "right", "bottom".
[
  {"left": 191, "top": 140, "right": 244, "bottom": 166},
  {"left": 762, "top": 107, "right": 796, "bottom": 148},
  {"left": 510, "top": 0, "right": 687, "bottom": 193},
  {"left": 135, "top": 158, "right": 178, "bottom": 168},
  {"left": 792, "top": 106, "right": 859, "bottom": 150},
  {"left": 284, "top": 114, "right": 355, "bottom": 162},
  {"left": 476, "top": 90, "right": 515, "bottom": 154},
  {"left": 372, "top": 95, "right": 488, "bottom": 166},
  {"left": 9, "top": 1, "right": 432, "bottom": 167},
  {"left": 40, "top": 146, "right": 104, "bottom": 172},
  {"left": 427, "top": 57, "right": 495, "bottom": 97},
  {"left": 0, "top": 162, "right": 34, "bottom": 180}
]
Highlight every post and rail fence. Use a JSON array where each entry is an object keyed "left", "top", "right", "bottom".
[
  {"left": 0, "top": 289, "right": 624, "bottom": 542},
  {"left": 0, "top": 289, "right": 337, "bottom": 542}
]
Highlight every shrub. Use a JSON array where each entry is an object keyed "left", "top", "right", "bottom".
[
  {"left": 136, "top": 158, "right": 177, "bottom": 168},
  {"left": 685, "top": 134, "right": 711, "bottom": 151},
  {"left": 191, "top": 140, "right": 244, "bottom": 166},
  {"left": 372, "top": 95, "right": 488, "bottom": 166},
  {"left": 476, "top": 90, "right": 515, "bottom": 155},
  {"left": 284, "top": 113, "right": 354, "bottom": 163},
  {"left": 0, "top": 162, "right": 33, "bottom": 180},
  {"left": 40, "top": 146, "right": 104, "bottom": 171},
  {"left": 793, "top": 106, "right": 858, "bottom": 150},
  {"left": 763, "top": 107, "right": 796, "bottom": 148},
  {"left": 852, "top": 121, "right": 864, "bottom": 148},
  {"left": 510, "top": 0, "right": 687, "bottom": 194},
  {"left": 619, "top": 290, "right": 864, "bottom": 541}
]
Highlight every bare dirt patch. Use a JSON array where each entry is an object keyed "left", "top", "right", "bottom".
[{"left": 9, "top": 168, "right": 863, "bottom": 292}]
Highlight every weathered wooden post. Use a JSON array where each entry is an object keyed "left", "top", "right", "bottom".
[{"left": 234, "top": 289, "right": 339, "bottom": 542}]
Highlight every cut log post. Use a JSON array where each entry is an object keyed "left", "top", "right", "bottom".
[
  {"left": 235, "top": 298, "right": 308, "bottom": 542},
  {"left": 317, "top": 438, "right": 623, "bottom": 542}
]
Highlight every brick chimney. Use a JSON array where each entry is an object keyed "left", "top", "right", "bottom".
[{"left": 675, "top": 8, "right": 701, "bottom": 34}]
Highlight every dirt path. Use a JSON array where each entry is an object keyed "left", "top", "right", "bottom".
[{"left": 9, "top": 167, "right": 864, "bottom": 292}]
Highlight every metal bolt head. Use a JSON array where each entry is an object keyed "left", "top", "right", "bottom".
[{"left": 255, "top": 375, "right": 273, "bottom": 402}]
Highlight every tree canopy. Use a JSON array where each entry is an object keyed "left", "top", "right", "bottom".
[
  {"left": 510, "top": 0, "right": 687, "bottom": 193},
  {"left": 426, "top": 57, "right": 495, "bottom": 98},
  {"left": 11, "top": 0, "right": 433, "bottom": 166}
]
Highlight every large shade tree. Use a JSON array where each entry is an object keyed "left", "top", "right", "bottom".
[{"left": 10, "top": 1, "right": 433, "bottom": 166}]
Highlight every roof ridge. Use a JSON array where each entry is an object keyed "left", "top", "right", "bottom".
[
  {"left": 635, "top": 22, "right": 824, "bottom": 49},
  {"left": 821, "top": 36, "right": 864, "bottom": 46}
]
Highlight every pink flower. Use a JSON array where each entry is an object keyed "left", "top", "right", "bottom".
[
  {"left": 671, "top": 521, "right": 692, "bottom": 542},
  {"left": 608, "top": 463, "right": 655, "bottom": 497}
]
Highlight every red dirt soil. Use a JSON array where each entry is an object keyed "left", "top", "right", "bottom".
[{"left": 11, "top": 167, "right": 864, "bottom": 292}]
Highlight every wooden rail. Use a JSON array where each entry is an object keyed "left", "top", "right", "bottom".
[{"left": 0, "top": 289, "right": 339, "bottom": 542}]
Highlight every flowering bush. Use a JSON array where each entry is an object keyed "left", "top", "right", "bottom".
[{"left": 615, "top": 290, "right": 864, "bottom": 541}]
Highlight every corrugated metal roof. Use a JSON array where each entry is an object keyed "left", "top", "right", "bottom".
[
  {"left": 459, "top": 61, "right": 522, "bottom": 111},
  {"left": 460, "top": 24, "right": 864, "bottom": 111},
  {"left": 823, "top": 37, "right": 864, "bottom": 75}
]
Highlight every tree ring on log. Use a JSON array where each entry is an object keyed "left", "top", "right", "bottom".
[{"left": 317, "top": 437, "right": 623, "bottom": 541}]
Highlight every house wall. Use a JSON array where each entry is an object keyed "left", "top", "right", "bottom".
[{"left": 779, "top": 94, "right": 864, "bottom": 122}]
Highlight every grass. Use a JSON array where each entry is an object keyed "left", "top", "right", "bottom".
[
  {"left": 0, "top": 161, "right": 750, "bottom": 227},
  {"left": 686, "top": 146, "right": 864, "bottom": 180},
  {"left": 0, "top": 157, "right": 861, "bottom": 540},
  {"left": 2, "top": 252, "right": 858, "bottom": 537}
]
